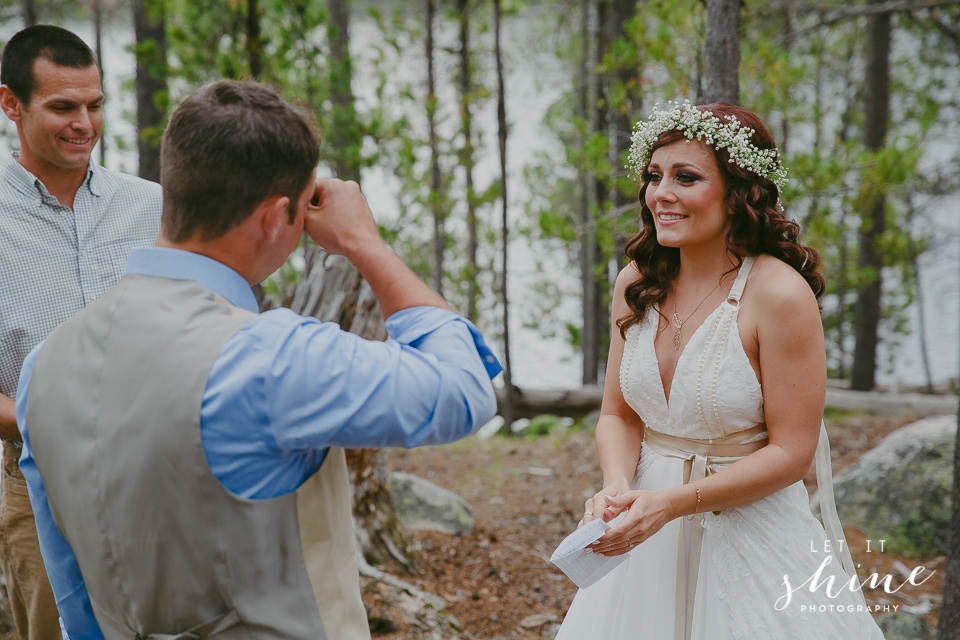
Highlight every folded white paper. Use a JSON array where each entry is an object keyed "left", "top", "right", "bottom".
[{"left": 550, "top": 513, "right": 629, "bottom": 589}]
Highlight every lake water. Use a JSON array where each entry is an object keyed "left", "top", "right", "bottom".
[{"left": 3, "top": 10, "right": 956, "bottom": 391}]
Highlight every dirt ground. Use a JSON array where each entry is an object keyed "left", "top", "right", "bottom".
[
  {"left": 375, "top": 411, "right": 947, "bottom": 638},
  {"left": 0, "top": 412, "right": 944, "bottom": 640}
]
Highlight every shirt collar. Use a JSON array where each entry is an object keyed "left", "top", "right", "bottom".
[
  {"left": 124, "top": 247, "right": 260, "bottom": 313},
  {"left": 2, "top": 151, "right": 99, "bottom": 199}
]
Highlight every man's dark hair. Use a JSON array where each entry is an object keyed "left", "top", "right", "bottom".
[
  {"left": 1, "top": 25, "right": 97, "bottom": 105},
  {"left": 160, "top": 81, "right": 320, "bottom": 242}
]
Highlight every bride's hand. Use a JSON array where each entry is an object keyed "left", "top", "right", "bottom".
[
  {"left": 589, "top": 490, "right": 675, "bottom": 556},
  {"left": 579, "top": 479, "right": 630, "bottom": 529}
]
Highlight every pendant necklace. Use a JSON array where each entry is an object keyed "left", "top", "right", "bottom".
[{"left": 671, "top": 281, "right": 723, "bottom": 350}]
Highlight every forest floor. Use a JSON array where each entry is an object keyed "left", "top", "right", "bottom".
[
  {"left": 0, "top": 411, "right": 945, "bottom": 640},
  {"left": 369, "top": 410, "right": 947, "bottom": 639}
]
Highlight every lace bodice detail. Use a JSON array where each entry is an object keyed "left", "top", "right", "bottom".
[{"left": 620, "top": 257, "right": 764, "bottom": 440}]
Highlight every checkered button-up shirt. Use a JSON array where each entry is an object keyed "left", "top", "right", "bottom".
[{"left": 0, "top": 152, "right": 161, "bottom": 400}]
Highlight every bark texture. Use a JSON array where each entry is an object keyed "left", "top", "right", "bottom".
[
  {"left": 94, "top": 0, "right": 106, "bottom": 166},
  {"left": 937, "top": 248, "right": 960, "bottom": 638},
  {"left": 940, "top": 400, "right": 960, "bottom": 639},
  {"left": 584, "top": 0, "right": 608, "bottom": 386},
  {"left": 21, "top": 0, "right": 37, "bottom": 26},
  {"left": 133, "top": 0, "right": 167, "bottom": 184},
  {"left": 577, "top": 0, "right": 598, "bottom": 385},
  {"left": 458, "top": 0, "right": 480, "bottom": 323},
  {"left": 327, "top": 0, "right": 362, "bottom": 183},
  {"left": 851, "top": 0, "right": 892, "bottom": 391},
  {"left": 246, "top": 0, "right": 262, "bottom": 79},
  {"left": 426, "top": 0, "right": 445, "bottom": 295},
  {"left": 494, "top": 0, "right": 514, "bottom": 429},
  {"left": 704, "top": 0, "right": 740, "bottom": 105}
]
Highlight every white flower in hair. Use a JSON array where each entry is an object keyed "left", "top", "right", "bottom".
[{"left": 627, "top": 100, "right": 789, "bottom": 196}]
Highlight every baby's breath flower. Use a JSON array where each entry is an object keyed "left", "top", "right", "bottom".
[{"left": 627, "top": 100, "right": 789, "bottom": 200}]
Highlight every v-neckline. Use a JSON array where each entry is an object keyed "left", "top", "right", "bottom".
[{"left": 650, "top": 300, "right": 727, "bottom": 410}]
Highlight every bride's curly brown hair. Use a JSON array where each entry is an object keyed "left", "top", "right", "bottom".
[{"left": 617, "top": 102, "right": 825, "bottom": 339}]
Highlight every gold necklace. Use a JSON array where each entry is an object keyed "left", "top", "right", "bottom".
[{"left": 671, "top": 281, "right": 723, "bottom": 350}]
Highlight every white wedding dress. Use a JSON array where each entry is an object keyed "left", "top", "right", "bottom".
[{"left": 556, "top": 257, "right": 885, "bottom": 640}]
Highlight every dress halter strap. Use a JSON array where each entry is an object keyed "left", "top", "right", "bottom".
[{"left": 726, "top": 255, "right": 756, "bottom": 304}]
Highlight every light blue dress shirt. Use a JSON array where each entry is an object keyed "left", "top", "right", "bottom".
[{"left": 17, "top": 247, "right": 502, "bottom": 640}]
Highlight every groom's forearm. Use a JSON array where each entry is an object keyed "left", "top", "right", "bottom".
[{"left": 347, "top": 241, "right": 452, "bottom": 319}]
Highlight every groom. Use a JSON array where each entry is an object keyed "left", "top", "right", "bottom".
[{"left": 16, "top": 80, "right": 500, "bottom": 640}]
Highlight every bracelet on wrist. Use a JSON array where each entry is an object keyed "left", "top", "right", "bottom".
[{"left": 685, "top": 481, "right": 701, "bottom": 520}]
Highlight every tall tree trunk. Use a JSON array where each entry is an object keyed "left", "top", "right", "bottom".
[
  {"left": 327, "top": 0, "right": 362, "bottom": 183},
  {"left": 579, "top": 0, "right": 600, "bottom": 386},
  {"left": 246, "top": 0, "right": 262, "bottom": 80},
  {"left": 912, "top": 254, "right": 934, "bottom": 393},
  {"left": 703, "top": 0, "right": 740, "bottom": 105},
  {"left": 133, "top": 0, "right": 167, "bottom": 184},
  {"left": 851, "top": 1, "right": 892, "bottom": 391},
  {"left": 21, "top": 0, "right": 37, "bottom": 26},
  {"left": 609, "top": 0, "right": 640, "bottom": 168},
  {"left": 837, "top": 237, "right": 850, "bottom": 378},
  {"left": 426, "top": 0, "right": 445, "bottom": 295},
  {"left": 906, "top": 200, "right": 934, "bottom": 393},
  {"left": 263, "top": 242, "right": 416, "bottom": 575},
  {"left": 494, "top": 0, "right": 514, "bottom": 429},
  {"left": 780, "top": 8, "right": 791, "bottom": 154},
  {"left": 93, "top": 0, "right": 105, "bottom": 166},
  {"left": 695, "top": 13, "right": 705, "bottom": 102},
  {"left": 457, "top": 0, "right": 480, "bottom": 323},
  {"left": 834, "top": 38, "right": 859, "bottom": 380},
  {"left": 940, "top": 333, "right": 960, "bottom": 638},
  {"left": 585, "top": 0, "right": 608, "bottom": 386},
  {"left": 606, "top": 0, "right": 639, "bottom": 366}
]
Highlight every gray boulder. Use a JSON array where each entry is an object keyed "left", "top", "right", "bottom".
[
  {"left": 876, "top": 612, "right": 934, "bottom": 640},
  {"left": 388, "top": 471, "right": 474, "bottom": 535},
  {"left": 832, "top": 415, "right": 955, "bottom": 556}
]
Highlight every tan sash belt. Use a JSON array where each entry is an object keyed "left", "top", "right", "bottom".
[
  {"left": 643, "top": 422, "right": 863, "bottom": 640},
  {"left": 643, "top": 425, "right": 768, "bottom": 640}
]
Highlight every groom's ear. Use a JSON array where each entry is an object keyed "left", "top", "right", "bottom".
[{"left": 257, "top": 195, "right": 292, "bottom": 244}]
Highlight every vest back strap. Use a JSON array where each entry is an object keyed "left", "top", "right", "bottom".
[{"left": 91, "top": 597, "right": 241, "bottom": 640}]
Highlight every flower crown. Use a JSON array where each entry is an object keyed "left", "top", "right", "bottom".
[{"left": 627, "top": 100, "right": 789, "bottom": 194}]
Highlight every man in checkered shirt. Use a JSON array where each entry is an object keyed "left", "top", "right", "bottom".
[{"left": 0, "top": 25, "right": 160, "bottom": 639}]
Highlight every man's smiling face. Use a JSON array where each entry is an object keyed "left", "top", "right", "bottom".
[{"left": 7, "top": 57, "right": 103, "bottom": 178}]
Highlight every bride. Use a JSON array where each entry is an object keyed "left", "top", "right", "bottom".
[{"left": 555, "top": 102, "right": 885, "bottom": 639}]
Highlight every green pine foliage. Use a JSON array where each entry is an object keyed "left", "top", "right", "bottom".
[{"left": 17, "top": 0, "right": 958, "bottom": 383}]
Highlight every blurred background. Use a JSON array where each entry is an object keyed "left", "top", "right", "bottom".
[
  {"left": 1, "top": 0, "right": 958, "bottom": 396},
  {"left": 2, "top": 3, "right": 960, "bottom": 638}
]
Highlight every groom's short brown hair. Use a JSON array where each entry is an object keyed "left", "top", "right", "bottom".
[{"left": 160, "top": 81, "right": 320, "bottom": 242}]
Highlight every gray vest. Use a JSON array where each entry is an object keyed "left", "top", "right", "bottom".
[{"left": 27, "top": 274, "right": 369, "bottom": 640}]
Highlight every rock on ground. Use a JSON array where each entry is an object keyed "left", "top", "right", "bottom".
[
  {"left": 833, "top": 415, "right": 955, "bottom": 556},
  {"left": 388, "top": 471, "right": 475, "bottom": 536},
  {"left": 876, "top": 611, "right": 935, "bottom": 640}
]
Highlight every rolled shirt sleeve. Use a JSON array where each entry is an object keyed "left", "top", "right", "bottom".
[{"left": 207, "top": 306, "right": 501, "bottom": 456}]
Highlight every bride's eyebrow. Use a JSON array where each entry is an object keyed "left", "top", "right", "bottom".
[{"left": 647, "top": 162, "right": 704, "bottom": 172}]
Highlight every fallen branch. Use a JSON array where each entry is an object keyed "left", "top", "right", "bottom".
[
  {"left": 357, "top": 556, "right": 446, "bottom": 611},
  {"left": 495, "top": 384, "right": 959, "bottom": 420}
]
